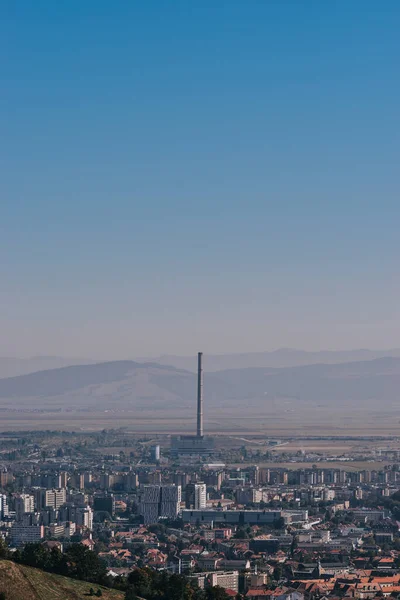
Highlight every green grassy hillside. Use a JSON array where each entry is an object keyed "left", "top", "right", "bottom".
[{"left": 0, "top": 560, "right": 124, "bottom": 600}]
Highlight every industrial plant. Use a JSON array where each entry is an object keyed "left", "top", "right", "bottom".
[{"left": 170, "top": 352, "right": 214, "bottom": 458}]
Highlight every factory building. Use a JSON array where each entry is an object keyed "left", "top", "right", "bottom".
[{"left": 171, "top": 353, "right": 214, "bottom": 458}]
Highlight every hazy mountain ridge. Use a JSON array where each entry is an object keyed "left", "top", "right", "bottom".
[
  {"left": 0, "top": 356, "right": 97, "bottom": 379},
  {"left": 2, "top": 349, "right": 400, "bottom": 380},
  {"left": 0, "top": 361, "right": 191, "bottom": 411},
  {"left": 1, "top": 357, "right": 400, "bottom": 414},
  {"left": 136, "top": 348, "right": 400, "bottom": 371}
]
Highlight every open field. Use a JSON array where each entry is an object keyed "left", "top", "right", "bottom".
[
  {"left": 271, "top": 440, "right": 360, "bottom": 453},
  {"left": 0, "top": 560, "right": 124, "bottom": 600},
  {"left": 1, "top": 407, "right": 400, "bottom": 437},
  {"left": 0, "top": 404, "right": 400, "bottom": 438}
]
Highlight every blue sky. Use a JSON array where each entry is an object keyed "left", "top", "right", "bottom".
[{"left": 1, "top": 1, "right": 400, "bottom": 358}]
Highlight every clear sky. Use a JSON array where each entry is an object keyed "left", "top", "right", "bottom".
[{"left": 1, "top": 1, "right": 400, "bottom": 359}]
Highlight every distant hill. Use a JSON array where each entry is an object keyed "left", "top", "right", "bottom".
[
  {"left": 2, "top": 348, "right": 400, "bottom": 379},
  {"left": 0, "top": 360, "right": 194, "bottom": 412},
  {"left": 0, "top": 357, "right": 400, "bottom": 416},
  {"left": 0, "top": 560, "right": 123, "bottom": 600},
  {"left": 0, "top": 356, "right": 96, "bottom": 379},
  {"left": 137, "top": 348, "right": 400, "bottom": 371},
  {"left": 211, "top": 356, "right": 400, "bottom": 407}
]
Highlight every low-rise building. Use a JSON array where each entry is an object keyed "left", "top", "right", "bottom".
[
  {"left": 190, "top": 570, "right": 239, "bottom": 592},
  {"left": 11, "top": 524, "right": 44, "bottom": 547}
]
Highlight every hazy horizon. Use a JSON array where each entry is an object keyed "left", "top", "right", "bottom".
[
  {"left": 2, "top": 345, "right": 400, "bottom": 362},
  {"left": 2, "top": 2, "right": 400, "bottom": 359}
]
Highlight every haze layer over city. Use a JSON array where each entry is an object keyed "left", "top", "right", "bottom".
[{"left": 2, "top": 3, "right": 400, "bottom": 600}]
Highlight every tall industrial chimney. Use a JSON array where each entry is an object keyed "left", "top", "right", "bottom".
[{"left": 197, "top": 352, "right": 203, "bottom": 437}]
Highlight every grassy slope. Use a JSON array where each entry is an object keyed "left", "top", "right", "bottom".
[{"left": 0, "top": 560, "right": 124, "bottom": 600}]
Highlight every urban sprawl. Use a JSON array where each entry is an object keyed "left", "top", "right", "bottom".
[{"left": 1, "top": 355, "right": 400, "bottom": 600}]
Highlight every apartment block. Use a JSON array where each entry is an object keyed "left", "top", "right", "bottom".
[{"left": 11, "top": 524, "right": 44, "bottom": 547}]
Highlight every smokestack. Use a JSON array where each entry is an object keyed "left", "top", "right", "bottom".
[{"left": 197, "top": 352, "right": 203, "bottom": 437}]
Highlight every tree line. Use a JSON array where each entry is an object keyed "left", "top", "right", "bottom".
[
  {"left": 0, "top": 540, "right": 234, "bottom": 600},
  {"left": 125, "top": 567, "right": 234, "bottom": 600}
]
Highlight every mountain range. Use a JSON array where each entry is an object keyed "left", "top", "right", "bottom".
[
  {"left": 0, "top": 356, "right": 95, "bottom": 379},
  {"left": 1, "top": 356, "right": 400, "bottom": 417},
  {"left": 136, "top": 348, "right": 400, "bottom": 371},
  {"left": 2, "top": 348, "right": 400, "bottom": 379}
]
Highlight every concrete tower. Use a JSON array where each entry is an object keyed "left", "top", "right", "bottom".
[{"left": 197, "top": 351, "right": 203, "bottom": 437}]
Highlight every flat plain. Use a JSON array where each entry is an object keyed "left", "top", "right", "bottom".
[{"left": 0, "top": 408, "right": 399, "bottom": 437}]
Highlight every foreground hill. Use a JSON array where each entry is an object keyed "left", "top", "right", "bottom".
[{"left": 0, "top": 560, "right": 123, "bottom": 600}]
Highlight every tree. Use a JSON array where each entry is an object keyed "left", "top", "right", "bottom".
[
  {"left": 95, "top": 590, "right": 103, "bottom": 597},
  {"left": 273, "top": 517, "right": 285, "bottom": 529},
  {"left": 127, "top": 568, "right": 153, "bottom": 598},
  {"left": 0, "top": 537, "right": 9, "bottom": 559},
  {"left": 165, "top": 573, "right": 194, "bottom": 600},
  {"left": 125, "top": 588, "right": 139, "bottom": 600},
  {"left": 60, "top": 544, "right": 107, "bottom": 584},
  {"left": 89, "top": 589, "right": 95, "bottom": 596},
  {"left": 234, "top": 528, "right": 248, "bottom": 539},
  {"left": 273, "top": 565, "right": 283, "bottom": 581},
  {"left": 205, "top": 586, "right": 230, "bottom": 600},
  {"left": 18, "top": 543, "right": 52, "bottom": 570}
]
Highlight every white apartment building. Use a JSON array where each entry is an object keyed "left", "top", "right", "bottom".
[
  {"left": 0, "top": 494, "right": 8, "bottom": 518},
  {"left": 76, "top": 506, "right": 93, "bottom": 530},
  {"left": 193, "top": 483, "right": 207, "bottom": 509},
  {"left": 45, "top": 488, "right": 67, "bottom": 510},
  {"left": 191, "top": 571, "right": 239, "bottom": 592}
]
